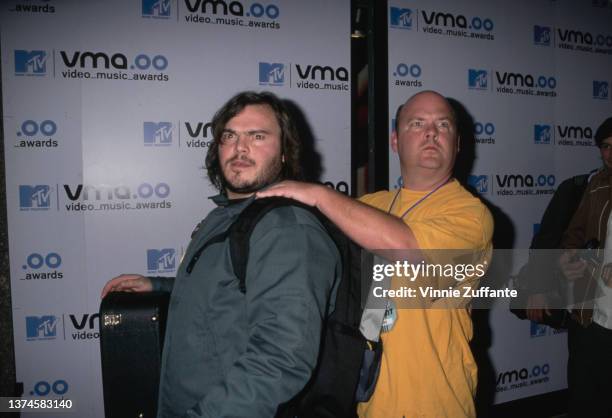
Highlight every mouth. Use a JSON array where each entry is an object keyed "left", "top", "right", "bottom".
[{"left": 228, "top": 157, "right": 255, "bottom": 170}]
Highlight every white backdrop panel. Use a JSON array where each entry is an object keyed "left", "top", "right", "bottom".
[
  {"left": 2, "top": 0, "right": 351, "bottom": 416},
  {"left": 388, "top": 0, "right": 612, "bottom": 404}
]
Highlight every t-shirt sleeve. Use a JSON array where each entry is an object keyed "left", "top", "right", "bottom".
[{"left": 408, "top": 202, "right": 493, "bottom": 250}]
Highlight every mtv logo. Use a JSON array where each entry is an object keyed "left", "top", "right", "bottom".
[
  {"left": 468, "top": 175, "right": 488, "bottom": 194},
  {"left": 593, "top": 81, "right": 609, "bottom": 99},
  {"left": 390, "top": 7, "right": 413, "bottom": 29},
  {"left": 19, "top": 185, "right": 51, "bottom": 210},
  {"left": 144, "top": 122, "right": 173, "bottom": 145},
  {"left": 468, "top": 69, "right": 488, "bottom": 90},
  {"left": 533, "top": 223, "right": 541, "bottom": 236},
  {"left": 533, "top": 25, "right": 551, "bottom": 46},
  {"left": 147, "top": 249, "right": 176, "bottom": 272},
  {"left": 26, "top": 316, "right": 58, "bottom": 340},
  {"left": 530, "top": 321, "right": 548, "bottom": 338},
  {"left": 14, "top": 50, "right": 47, "bottom": 75},
  {"left": 259, "top": 62, "right": 284, "bottom": 86},
  {"left": 142, "top": 0, "right": 171, "bottom": 17},
  {"left": 534, "top": 124, "right": 552, "bottom": 144}
]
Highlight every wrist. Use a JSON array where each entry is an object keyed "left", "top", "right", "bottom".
[{"left": 313, "top": 183, "right": 335, "bottom": 209}]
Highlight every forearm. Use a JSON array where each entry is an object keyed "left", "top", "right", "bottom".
[
  {"left": 148, "top": 276, "right": 175, "bottom": 293},
  {"left": 313, "top": 185, "right": 418, "bottom": 250}
]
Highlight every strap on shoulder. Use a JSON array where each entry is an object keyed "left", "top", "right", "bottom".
[{"left": 230, "top": 197, "right": 316, "bottom": 293}]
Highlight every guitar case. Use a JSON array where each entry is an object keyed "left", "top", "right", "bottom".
[{"left": 99, "top": 291, "right": 170, "bottom": 418}]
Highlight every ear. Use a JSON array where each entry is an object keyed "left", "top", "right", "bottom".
[
  {"left": 391, "top": 130, "right": 399, "bottom": 154},
  {"left": 281, "top": 154, "right": 285, "bottom": 163}
]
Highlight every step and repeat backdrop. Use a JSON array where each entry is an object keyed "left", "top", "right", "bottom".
[
  {"left": 388, "top": 0, "right": 612, "bottom": 404},
  {"left": 1, "top": 0, "right": 350, "bottom": 416},
  {"left": 3, "top": 0, "right": 612, "bottom": 415}
]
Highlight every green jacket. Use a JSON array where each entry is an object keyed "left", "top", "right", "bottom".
[{"left": 151, "top": 195, "right": 341, "bottom": 417}]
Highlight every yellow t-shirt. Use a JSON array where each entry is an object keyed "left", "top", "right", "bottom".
[{"left": 357, "top": 179, "right": 494, "bottom": 418}]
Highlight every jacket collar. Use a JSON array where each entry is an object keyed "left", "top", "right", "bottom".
[
  {"left": 208, "top": 181, "right": 280, "bottom": 207},
  {"left": 209, "top": 193, "right": 254, "bottom": 208}
]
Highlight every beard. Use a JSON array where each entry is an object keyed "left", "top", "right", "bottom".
[{"left": 222, "top": 154, "right": 283, "bottom": 195}]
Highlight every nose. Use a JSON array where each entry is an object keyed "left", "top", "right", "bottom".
[
  {"left": 424, "top": 122, "right": 439, "bottom": 141},
  {"left": 235, "top": 133, "right": 250, "bottom": 154}
]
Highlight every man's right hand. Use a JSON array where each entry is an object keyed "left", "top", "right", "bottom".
[
  {"left": 559, "top": 250, "right": 586, "bottom": 281},
  {"left": 101, "top": 274, "right": 152, "bottom": 299},
  {"left": 526, "top": 293, "right": 551, "bottom": 323},
  {"left": 256, "top": 180, "right": 324, "bottom": 207}
]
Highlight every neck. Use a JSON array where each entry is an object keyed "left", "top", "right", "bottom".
[
  {"left": 224, "top": 172, "right": 284, "bottom": 200},
  {"left": 226, "top": 190, "right": 255, "bottom": 200},
  {"left": 401, "top": 171, "right": 451, "bottom": 191}
]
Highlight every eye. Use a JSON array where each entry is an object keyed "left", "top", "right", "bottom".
[
  {"left": 220, "top": 132, "right": 236, "bottom": 143},
  {"left": 408, "top": 120, "right": 424, "bottom": 129},
  {"left": 254, "top": 133, "right": 266, "bottom": 141},
  {"left": 437, "top": 120, "right": 451, "bottom": 129}
]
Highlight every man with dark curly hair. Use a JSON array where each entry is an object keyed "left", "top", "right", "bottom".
[{"left": 102, "top": 91, "right": 341, "bottom": 418}]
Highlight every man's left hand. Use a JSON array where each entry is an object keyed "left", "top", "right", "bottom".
[{"left": 526, "top": 293, "right": 551, "bottom": 323}]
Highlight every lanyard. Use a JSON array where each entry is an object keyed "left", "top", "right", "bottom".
[{"left": 387, "top": 177, "right": 451, "bottom": 219}]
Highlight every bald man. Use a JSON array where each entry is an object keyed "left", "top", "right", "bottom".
[{"left": 258, "top": 90, "right": 494, "bottom": 417}]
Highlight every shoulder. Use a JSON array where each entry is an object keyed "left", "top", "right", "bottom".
[
  {"left": 554, "top": 175, "right": 581, "bottom": 191},
  {"left": 585, "top": 170, "right": 609, "bottom": 193},
  {"left": 259, "top": 203, "right": 322, "bottom": 226},
  {"left": 358, "top": 190, "right": 395, "bottom": 210},
  {"left": 248, "top": 202, "right": 330, "bottom": 240},
  {"left": 547, "top": 173, "right": 590, "bottom": 198},
  {"left": 247, "top": 203, "right": 341, "bottom": 263},
  {"left": 445, "top": 180, "right": 481, "bottom": 201},
  {"left": 431, "top": 181, "right": 494, "bottom": 241},
  {"left": 438, "top": 181, "right": 491, "bottom": 216}
]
